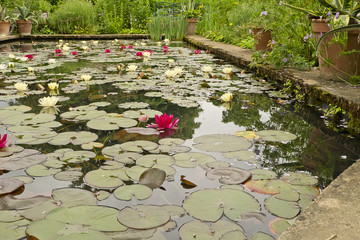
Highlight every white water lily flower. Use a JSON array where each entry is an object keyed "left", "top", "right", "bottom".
[
  {"left": 28, "top": 67, "right": 34, "bottom": 74},
  {"left": 20, "top": 57, "right": 28, "bottom": 62},
  {"left": 157, "top": 42, "right": 162, "bottom": 46},
  {"left": 222, "top": 67, "right": 233, "bottom": 74},
  {"left": 127, "top": 64, "right": 138, "bottom": 72},
  {"left": 0, "top": 64, "right": 7, "bottom": 71},
  {"left": 92, "top": 40, "right": 98, "bottom": 45},
  {"left": 164, "top": 39, "right": 170, "bottom": 43},
  {"left": 165, "top": 70, "right": 178, "bottom": 78},
  {"left": 8, "top": 62, "right": 14, "bottom": 68},
  {"left": 81, "top": 41, "right": 87, "bottom": 44},
  {"left": 143, "top": 51, "right": 151, "bottom": 58},
  {"left": 14, "top": 82, "right": 28, "bottom": 91},
  {"left": 59, "top": 39, "right": 63, "bottom": 44},
  {"left": 114, "top": 39, "right": 119, "bottom": 42},
  {"left": 174, "top": 67, "right": 183, "bottom": 75},
  {"left": 8, "top": 53, "right": 15, "bottom": 58},
  {"left": 56, "top": 44, "right": 62, "bottom": 49},
  {"left": 81, "top": 46, "right": 89, "bottom": 51},
  {"left": 202, "top": 66, "right": 213, "bottom": 73},
  {"left": 39, "top": 96, "right": 59, "bottom": 107},
  {"left": 62, "top": 45, "right": 70, "bottom": 51},
  {"left": 48, "top": 82, "right": 59, "bottom": 90},
  {"left": 140, "top": 42, "right": 146, "bottom": 46},
  {"left": 168, "top": 59, "right": 174, "bottom": 65},
  {"left": 220, "top": 92, "right": 233, "bottom": 102},
  {"left": 81, "top": 74, "right": 92, "bottom": 81},
  {"left": 48, "top": 59, "right": 56, "bottom": 64}
]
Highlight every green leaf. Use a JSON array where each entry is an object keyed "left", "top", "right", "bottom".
[
  {"left": 193, "top": 134, "right": 251, "bottom": 152},
  {"left": 113, "top": 184, "right": 153, "bottom": 201}
]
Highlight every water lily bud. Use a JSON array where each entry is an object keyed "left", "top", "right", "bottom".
[
  {"left": 8, "top": 62, "right": 14, "bottom": 68},
  {"left": 138, "top": 114, "right": 149, "bottom": 122},
  {"left": 220, "top": 92, "right": 233, "bottom": 102}
]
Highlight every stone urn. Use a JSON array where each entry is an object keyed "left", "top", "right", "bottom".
[
  {"left": 16, "top": 20, "right": 33, "bottom": 35},
  {"left": 0, "top": 21, "right": 11, "bottom": 36},
  {"left": 312, "top": 19, "right": 360, "bottom": 81},
  {"left": 185, "top": 18, "right": 198, "bottom": 35},
  {"left": 252, "top": 27, "right": 272, "bottom": 51}
]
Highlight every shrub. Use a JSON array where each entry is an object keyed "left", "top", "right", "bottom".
[{"left": 48, "top": 0, "right": 98, "bottom": 34}]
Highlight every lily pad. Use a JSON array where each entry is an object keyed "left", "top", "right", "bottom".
[
  {"left": 220, "top": 230, "right": 247, "bottom": 240},
  {"left": 250, "top": 169, "right": 277, "bottom": 180},
  {"left": 265, "top": 197, "right": 300, "bottom": 219},
  {"left": 193, "top": 134, "right": 251, "bottom": 152},
  {"left": 25, "top": 164, "right": 61, "bottom": 177},
  {"left": 256, "top": 130, "right": 297, "bottom": 142},
  {"left": 113, "top": 184, "right": 153, "bottom": 201},
  {"left": 173, "top": 152, "right": 216, "bottom": 168},
  {"left": 117, "top": 205, "right": 170, "bottom": 230},
  {"left": 183, "top": 188, "right": 260, "bottom": 221},
  {"left": 223, "top": 150, "right": 257, "bottom": 162},
  {"left": 0, "top": 149, "right": 46, "bottom": 171},
  {"left": 136, "top": 154, "right": 175, "bottom": 167},
  {"left": 0, "top": 219, "right": 30, "bottom": 240},
  {"left": 118, "top": 102, "right": 150, "bottom": 109},
  {"left": 114, "top": 152, "right": 143, "bottom": 164},
  {"left": 206, "top": 167, "right": 252, "bottom": 184},
  {"left": 139, "top": 168, "right": 166, "bottom": 189},
  {"left": 0, "top": 178, "right": 24, "bottom": 195},
  {"left": 269, "top": 218, "right": 291, "bottom": 234},
  {"left": 120, "top": 140, "right": 158, "bottom": 153},
  {"left": 84, "top": 168, "right": 129, "bottom": 188},
  {"left": 251, "top": 232, "right": 275, "bottom": 240},
  {"left": 49, "top": 131, "right": 98, "bottom": 145},
  {"left": 282, "top": 172, "right": 318, "bottom": 186},
  {"left": 179, "top": 220, "right": 244, "bottom": 240},
  {"left": 54, "top": 171, "right": 83, "bottom": 181}
]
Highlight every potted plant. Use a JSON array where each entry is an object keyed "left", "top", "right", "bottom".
[
  {"left": 15, "top": 2, "right": 37, "bottom": 35},
  {"left": 282, "top": 0, "right": 360, "bottom": 81},
  {"left": 181, "top": 0, "right": 202, "bottom": 35},
  {"left": 0, "top": 5, "right": 11, "bottom": 36},
  {"left": 251, "top": 10, "right": 274, "bottom": 51}
]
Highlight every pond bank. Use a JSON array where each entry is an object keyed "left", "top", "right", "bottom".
[{"left": 184, "top": 35, "right": 360, "bottom": 119}]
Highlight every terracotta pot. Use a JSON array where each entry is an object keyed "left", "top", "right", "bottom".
[
  {"left": 16, "top": 20, "right": 32, "bottom": 35},
  {"left": 0, "top": 21, "right": 11, "bottom": 36},
  {"left": 185, "top": 18, "right": 198, "bottom": 35},
  {"left": 252, "top": 28, "right": 272, "bottom": 51},
  {"left": 312, "top": 19, "right": 360, "bottom": 81}
]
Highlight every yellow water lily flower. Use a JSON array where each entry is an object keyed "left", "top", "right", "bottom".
[
  {"left": 222, "top": 67, "right": 233, "bottom": 74},
  {"left": 220, "top": 92, "right": 233, "bottom": 102},
  {"left": 81, "top": 74, "right": 92, "bottom": 81},
  {"left": 39, "top": 96, "right": 59, "bottom": 107},
  {"left": 8, "top": 53, "right": 15, "bottom": 58},
  {"left": 28, "top": 67, "right": 34, "bottom": 74},
  {"left": 48, "top": 82, "right": 59, "bottom": 90},
  {"left": 8, "top": 62, "right": 14, "bottom": 68},
  {"left": 14, "top": 82, "right": 28, "bottom": 91}
]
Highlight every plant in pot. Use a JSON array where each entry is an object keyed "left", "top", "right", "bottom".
[
  {"left": 181, "top": 0, "right": 203, "bottom": 35},
  {"left": 250, "top": 7, "right": 275, "bottom": 51},
  {"left": 15, "top": 2, "right": 37, "bottom": 35},
  {"left": 0, "top": 5, "right": 11, "bottom": 36},
  {"left": 282, "top": 0, "right": 360, "bottom": 81}
]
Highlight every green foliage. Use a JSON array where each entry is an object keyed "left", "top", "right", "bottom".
[
  {"left": 0, "top": 4, "right": 10, "bottom": 21},
  {"left": 148, "top": 15, "right": 187, "bottom": 41},
  {"left": 48, "top": 0, "right": 98, "bottom": 34},
  {"left": 15, "top": 1, "right": 36, "bottom": 21}
]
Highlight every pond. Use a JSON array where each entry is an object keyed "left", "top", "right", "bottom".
[{"left": 0, "top": 39, "right": 359, "bottom": 240}]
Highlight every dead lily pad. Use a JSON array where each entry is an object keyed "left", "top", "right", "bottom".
[
  {"left": 206, "top": 167, "right": 252, "bottom": 184},
  {"left": 117, "top": 205, "right": 170, "bottom": 230},
  {"left": 139, "top": 168, "right": 166, "bottom": 189},
  {"left": 193, "top": 134, "right": 251, "bottom": 152},
  {"left": 0, "top": 178, "right": 24, "bottom": 195}
]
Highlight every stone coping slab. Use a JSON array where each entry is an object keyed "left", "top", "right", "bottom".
[
  {"left": 278, "top": 159, "right": 360, "bottom": 240},
  {"left": 184, "top": 35, "right": 360, "bottom": 118}
]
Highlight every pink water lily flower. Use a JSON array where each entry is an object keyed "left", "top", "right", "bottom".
[
  {"left": 128, "top": 45, "right": 133, "bottom": 49},
  {"left": 121, "top": 45, "right": 126, "bottom": 49},
  {"left": 25, "top": 54, "right": 33, "bottom": 60},
  {"left": 0, "top": 134, "right": 7, "bottom": 148},
  {"left": 72, "top": 51, "right": 78, "bottom": 56},
  {"left": 105, "top": 49, "right": 111, "bottom": 53},
  {"left": 55, "top": 49, "right": 62, "bottom": 53},
  {"left": 148, "top": 113, "right": 179, "bottom": 130},
  {"left": 194, "top": 50, "right": 201, "bottom": 54},
  {"left": 136, "top": 52, "right": 143, "bottom": 57}
]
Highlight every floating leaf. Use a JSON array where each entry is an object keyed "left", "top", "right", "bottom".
[
  {"left": 0, "top": 178, "right": 24, "bottom": 195},
  {"left": 114, "top": 184, "right": 153, "bottom": 200},
  {"left": 84, "top": 168, "right": 129, "bottom": 188},
  {"left": 193, "top": 134, "right": 251, "bottom": 152},
  {"left": 136, "top": 154, "right": 175, "bottom": 167},
  {"left": 25, "top": 164, "right": 61, "bottom": 177},
  {"left": 234, "top": 131, "right": 259, "bottom": 140},
  {"left": 282, "top": 172, "right": 318, "bottom": 186},
  {"left": 223, "top": 150, "right": 257, "bottom": 162},
  {"left": 114, "top": 152, "right": 143, "bottom": 164},
  {"left": 179, "top": 220, "right": 244, "bottom": 240},
  {"left": 265, "top": 197, "right": 300, "bottom": 219},
  {"left": 251, "top": 232, "right": 275, "bottom": 240},
  {"left": 139, "top": 168, "right": 166, "bottom": 189},
  {"left": 220, "top": 230, "right": 247, "bottom": 240},
  {"left": 256, "top": 130, "right": 297, "bottom": 142},
  {"left": 158, "top": 138, "right": 185, "bottom": 146},
  {"left": 0, "top": 219, "right": 30, "bottom": 240},
  {"left": 183, "top": 188, "right": 260, "bottom": 221},
  {"left": 118, "top": 205, "right": 170, "bottom": 229},
  {"left": 95, "top": 191, "right": 110, "bottom": 201},
  {"left": 269, "top": 218, "right": 291, "bottom": 234},
  {"left": 245, "top": 180, "right": 280, "bottom": 195},
  {"left": 118, "top": 102, "right": 149, "bottom": 109},
  {"left": 0, "top": 149, "right": 46, "bottom": 171},
  {"left": 13, "top": 175, "right": 34, "bottom": 184},
  {"left": 173, "top": 152, "right": 216, "bottom": 168},
  {"left": 250, "top": 169, "right": 277, "bottom": 180},
  {"left": 54, "top": 171, "right": 83, "bottom": 181},
  {"left": 49, "top": 131, "right": 98, "bottom": 145},
  {"left": 206, "top": 167, "right": 251, "bottom": 184},
  {"left": 120, "top": 140, "right": 158, "bottom": 153}
]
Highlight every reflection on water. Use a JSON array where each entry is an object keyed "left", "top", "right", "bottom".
[{"left": 0, "top": 40, "right": 359, "bottom": 239}]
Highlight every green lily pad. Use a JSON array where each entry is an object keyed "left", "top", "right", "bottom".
[
  {"left": 84, "top": 168, "right": 129, "bottom": 188},
  {"left": 158, "top": 138, "right": 185, "bottom": 146},
  {"left": 61, "top": 109, "right": 107, "bottom": 121},
  {"left": 0, "top": 210, "right": 23, "bottom": 222},
  {"left": 113, "top": 184, "right": 153, "bottom": 201},
  {"left": 117, "top": 205, "right": 170, "bottom": 230},
  {"left": 269, "top": 218, "right": 291, "bottom": 234},
  {"left": 25, "top": 164, "right": 61, "bottom": 177},
  {"left": 2, "top": 105, "right": 32, "bottom": 112},
  {"left": 87, "top": 117, "right": 137, "bottom": 130},
  {"left": 250, "top": 169, "right": 277, "bottom": 180},
  {"left": 122, "top": 109, "right": 162, "bottom": 119},
  {"left": 0, "top": 178, "right": 24, "bottom": 195},
  {"left": 162, "top": 205, "right": 185, "bottom": 218},
  {"left": 245, "top": 180, "right": 280, "bottom": 195},
  {"left": 256, "top": 130, "right": 297, "bottom": 142},
  {"left": 251, "top": 232, "right": 275, "bottom": 240},
  {"left": 179, "top": 220, "right": 244, "bottom": 240},
  {"left": 193, "top": 134, "right": 251, "bottom": 152},
  {"left": 206, "top": 167, "right": 252, "bottom": 184},
  {"left": 220, "top": 230, "right": 247, "bottom": 240},
  {"left": 136, "top": 154, "right": 175, "bottom": 167},
  {"left": 0, "top": 149, "right": 46, "bottom": 171},
  {"left": 95, "top": 191, "right": 111, "bottom": 201},
  {"left": 205, "top": 161, "right": 230, "bottom": 169},
  {"left": 173, "top": 152, "right": 216, "bottom": 168},
  {"left": 0, "top": 219, "right": 30, "bottom": 240},
  {"left": 106, "top": 228, "right": 156, "bottom": 240},
  {"left": 13, "top": 175, "right": 34, "bottom": 184},
  {"left": 139, "top": 168, "right": 166, "bottom": 189},
  {"left": 102, "top": 144, "right": 124, "bottom": 157},
  {"left": 126, "top": 165, "right": 149, "bottom": 181},
  {"left": 54, "top": 171, "right": 83, "bottom": 181},
  {"left": 223, "top": 150, "right": 257, "bottom": 162},
  {"left": 118, "top": 102, "right": 150, "bottom": 109},
  {"left": 120, "top": 140, "right": 158, "bottom": 153},
  {"left": 113, "top": 152, "right": 143, "bottom": 164},
  {"left": 265, "top": 197, "right": 300, "bottom": 219},
  {"left": 282, "top": 172, "right": 318, "bottom": 186},
  {"left": 48, "top": 131, "right": 98, "bottom": 145},
  {"left": 183, "top": 188, "right": 260, "bottom": 221}
]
